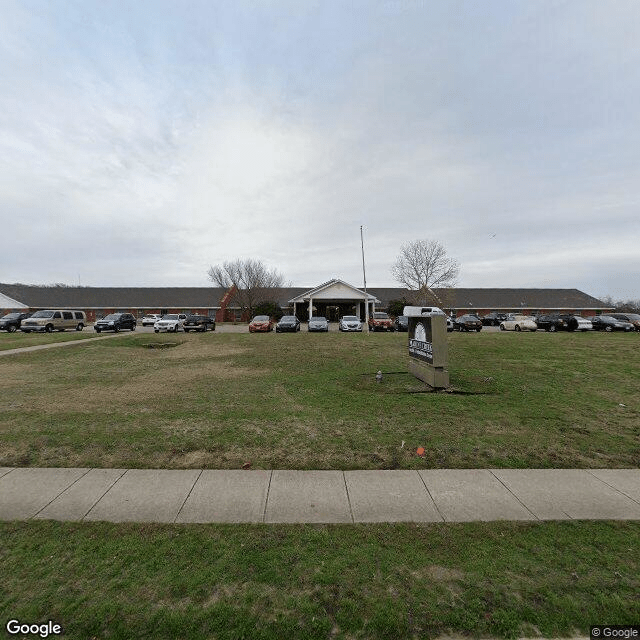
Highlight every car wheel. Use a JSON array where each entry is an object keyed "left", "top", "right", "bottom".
[
  {"left": 96, "top": 328, "right": 101, "bottom": 333},
  {"left": 515, "top": 325, "right": 521, "bottom": 332},
  {"left": 549, "top": 325, "right": 556, "bottom": 332},
  {"left": 76, "top": 323, "right": 84, "bottom": 331},
  {"left": 499, "top": 324, "right": 505, "bottom": 331},
  {"left": 184, "top": 329, "right": 190, "bottom": 333},
  {"left": 154, "top": 329, "right": 159, "bottom": 333},
  {"left": 131, "top": 325, "right": 136, "bottom": 331},
  {"left": 45, "top": 324, "right": 53, "bottom": 333},
  {"left": 8, "top": 325, "right": 16, "bottom": 333},
  {"left": 605, "top": 326, "right": 612, "bottom": 332}
]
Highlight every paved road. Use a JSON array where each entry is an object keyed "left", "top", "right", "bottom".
[{"left": 1, "top": 467, "right": 639, "bottom": 524}]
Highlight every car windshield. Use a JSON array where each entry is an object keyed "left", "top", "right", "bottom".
[
  {"left": 253, "top": 316, "right": 270, "bottom": 322},
  {"left": 101, "top": 314, "right": 120, "bottom": 321},
  {"left": 280, "top": 316, "right": 296, "bottom": 322},
  {"left": 2, "top": 313, "right": 21, "bottom": 319},
  {"left": 598, "top": 316, "right": 615, "bottom": 321},
  {"left": 162, "top": 315, "right": 179, "bottom": 320},
  {"left": 31, "top": 311, "right": 54, "bottom": 318},
  {"left": 310, "top": 317, "right": 326, "bottom": 322},
  {"left": 342, "top": 316, "right": 359, "bottom": 321},
  {"left": 373, "top": 313, "right": 389, "bottom": 319},
  {"left": 397, "top": 316, "right": 407, "bottom": 321}
]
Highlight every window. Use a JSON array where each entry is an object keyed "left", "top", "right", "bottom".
[
  {"left": 63, "top": 312, "right": 73, "bottom": 319},
  {"left": 74, "top": 312, "right": 84, "bottom": 319},
  {"left": 53, "top": 312, "right": 61, "bottom": 319}
]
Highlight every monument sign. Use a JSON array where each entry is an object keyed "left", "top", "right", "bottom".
[{"left": 404, "top": 306, "right": 449, "bottom": 389}]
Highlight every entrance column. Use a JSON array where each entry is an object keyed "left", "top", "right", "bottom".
[
  {"left": 308, "top": 297, "right": 313, "bottom": 321},
  {"left": 293, "top": 301, "right": 297, "bottom": 318},
  {"left": 356, "top": 302, "right": 361, "bottom": 318}
]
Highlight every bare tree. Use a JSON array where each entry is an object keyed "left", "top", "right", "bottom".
[
  {"left": 207, "top": 258, "right": 286, "bottom": 317},
  {"left": 391, "top": 239, "right": 460, "bottom": 306}
]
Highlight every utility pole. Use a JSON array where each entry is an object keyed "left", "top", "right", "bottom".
[{"left": 360, "top": 225, "right": 369, "bottom": 331}]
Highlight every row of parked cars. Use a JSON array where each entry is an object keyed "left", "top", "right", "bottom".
[
  {"left": 3, "top": 309, "right": 639, "bottom": 335},
  {"left": 249, "top": 312, "right": 397, "bottom": 333},
  {"left": 447, "top": 312, "right": 640, "bottom": 333}
]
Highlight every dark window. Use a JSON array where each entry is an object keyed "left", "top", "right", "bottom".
[
  {"left": 63, "top": 312, "right": 73, "bottom": 319},
  {"left": 53, "top": 312, "right": 62, "bottom": 319},
  {"left": 74, "top": 312, "right": 84, "bottom": 319}
]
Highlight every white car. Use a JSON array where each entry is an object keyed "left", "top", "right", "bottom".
[
  {"left": 571, "top": 316, "right": 593, "bottom": 332},
  {"left": 499, "top": 314, "right": 538, "bottom": 332},
  {"left": 338, "top": 315, "right": 362, "bottom": 332},
  {"left": 154, "top": 313, "right": 187, "bottom": 333},
  {"left": 142, "top": 314, "right": 162, "bottom": 326}
]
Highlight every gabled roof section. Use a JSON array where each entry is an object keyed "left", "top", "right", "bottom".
[
  {"left": 0, "top": 291, "right": 28, "bottom": 308},
  {"left": 288, "top": 279, "right": 380, "bottom": 303}
]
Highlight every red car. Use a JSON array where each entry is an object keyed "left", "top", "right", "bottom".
[
  {"left": 368, "top": 312, "right": 394, "bottom": 332},
  {"left": 249, "top": 315, "right": 273, "bottom": 332}
]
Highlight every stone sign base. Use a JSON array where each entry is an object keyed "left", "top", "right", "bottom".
[{"left": 408, "top": 358, "right": 449, "bottom": 389}]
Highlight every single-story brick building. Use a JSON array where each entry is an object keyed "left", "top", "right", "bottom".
[{"left": 0, "top": 280, "right": 612, "bottom": 322}]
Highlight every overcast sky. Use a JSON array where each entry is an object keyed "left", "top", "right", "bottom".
[{"left": 1, "top": 0, "right": 639, "bottom": 300}]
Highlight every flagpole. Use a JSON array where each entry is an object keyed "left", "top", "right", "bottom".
[{"left": 360, "top": 225, "right": 369, "bottom": 331}]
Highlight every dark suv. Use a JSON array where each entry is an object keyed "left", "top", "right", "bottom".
[
  {"left": 183, "top": 315, "right": 216, "bottom": 332},
  {"left": 94, "top": 313, "right": 137, "bottom": 333},
  {"left": 0, "top": 312, "right": 31, "bottom": 332}
]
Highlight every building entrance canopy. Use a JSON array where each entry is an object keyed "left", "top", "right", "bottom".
[{"left": 288, "top": 279, "right": 381, "bottom": 322}]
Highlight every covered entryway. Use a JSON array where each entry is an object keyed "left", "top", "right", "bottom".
[{"left": 288, "top": 279, "right": 380, "bottom": 322}]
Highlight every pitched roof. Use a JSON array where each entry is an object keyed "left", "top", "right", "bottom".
[
  {"left": 288, "top": 279, "right": 380, "bottom": 303},
  {"left": 0, "top": 284, "right": 227, "bottom": 309},
  {"left": 0, "top": 283, "right": 610, "bottom": 311}
]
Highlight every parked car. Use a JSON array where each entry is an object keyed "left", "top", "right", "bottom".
[
  {"left": 590, "top": 315, "right": 634, "bottom": 332},
  {"left": 610, "top": 313, "right": 640, "bottom": 331},
  {"left": 453, "top": 314, "right": 483, "bottom": 332},
  {"left": 276, "top": 315, "right": 300, "bottom": 333},
  {"left": 20, "top": 310, "right": 86, "bottom": 333},
  {"left": 481, "top": 312, "right": 508, "bottom": 327},
  {"left": 394, "top": 315, "right": 408, "bottom": 332},
  {"left": 338, "top": 316, "right": 363, "bottom": 332},
  {"left": 499, "top": 314, "right": 538, "bottom": 332},
  {"left": 249, "top": 315, "right": 273, "bottom": 332},
  {"left": 368, "top": 311, "right": 394, "bottom": 332},
  {"left": 308, "top": 316, "right": 329, "bottom": 332},
  {"left": 154, "top": 313, "right": 187, "bottom": 333},
  {"left": 0, "top": 312, "right": 31, "bottom": 332},
  {"left": 535, "top": 314, "right": 569, "bottom": 332},
  {"left": 94, "top": 313, "right": 136, "bottom": 333},
  {"left": 567, "top": 315, "right": 593, "bottom": 332},
  {"left": 446, "top": 316, "right": 454, "bottom": 332},
  {"left": 141, "top": 314, "right": 162, "bottom": 326},
  {"left": 183, "top": 315, "right": 216, "bottom": 332}
]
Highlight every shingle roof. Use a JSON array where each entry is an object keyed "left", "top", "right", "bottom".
[
  {"left": 0, "top": 283, "right": 610, "bottom": 311},
  {"left": 0, "top": 284, "right": 227, "bottom": 309}
]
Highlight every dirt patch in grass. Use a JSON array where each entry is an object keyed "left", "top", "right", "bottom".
[{"left": 12, "top": 361, "right": 262, "bottom": 414}]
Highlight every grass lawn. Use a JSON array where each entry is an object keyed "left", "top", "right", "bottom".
[
  {"left": 2, "top": 520, "right": 638, "bottom": 639},
  {"left": 0, "top": 329, "right": 103, "bottom": 351},
  {"left": 0, "top": 331, "right": 638, "bottom": 469}
]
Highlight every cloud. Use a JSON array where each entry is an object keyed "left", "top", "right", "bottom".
[{"left": 0, "top": 1, "right": 638, "bottom": 299}]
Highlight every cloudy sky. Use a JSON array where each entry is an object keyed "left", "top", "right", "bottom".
[{"left": 1, "top": 0, "right": 639, "bottom": 299}]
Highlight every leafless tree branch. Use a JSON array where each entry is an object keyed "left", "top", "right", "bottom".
[
  {"left": 391, "top": 239, "right": 460, "bottom": 306},
  {"left": 208, "top": 259, "right": 286, "bottom": 316}
]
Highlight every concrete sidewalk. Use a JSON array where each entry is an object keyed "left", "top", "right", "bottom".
[{"left": 1, "top": 467, "right": 640, "bottom": 524}]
